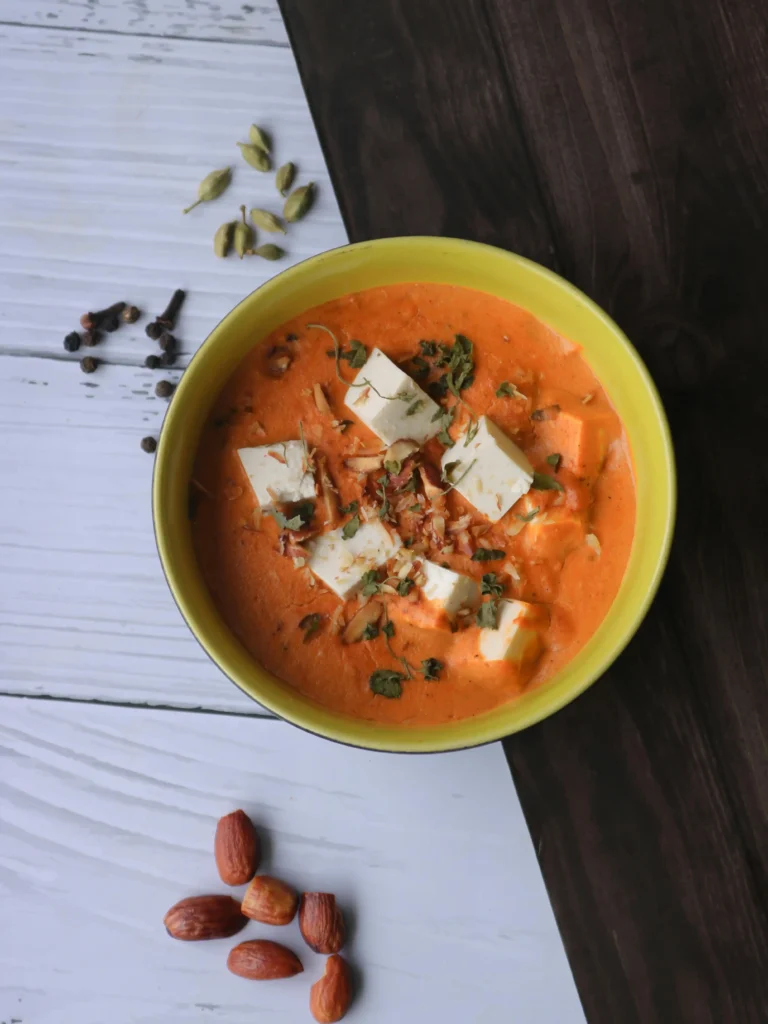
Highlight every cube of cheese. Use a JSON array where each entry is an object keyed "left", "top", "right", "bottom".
[
  {"left": 441, "top": 416, "right": 533, "bottom": 522},
  {"left": 533, "top": 389, "right": 617, "bottom": 480},
  {"left": 308, "top": 520, "right": 401, "bottom": 600},
  {"left": 238, "top": 441, "right": 315, "bottom": 508},
  {"left": 479, "top": 599, "right": 543, "bottom": 665},
  {"left": 344, "top": 348, "right": 442, "bottom": 445},
  {"left": 421, "top": 560, "right": 480, "bottom": 620}
]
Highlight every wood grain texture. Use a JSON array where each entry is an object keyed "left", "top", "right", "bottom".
[
  {"left": 280, "top": 0, "right": 768, "bottom": 1020},
  {"left": 1, "top": 0, "right": 289, "bottom": 47},
  {"left": 0, "top": 697, "right": 585, "bottom": 1023}
]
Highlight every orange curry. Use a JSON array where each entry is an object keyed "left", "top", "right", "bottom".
[{"left": 192, "top": 283, "right": 635, "bottom": 725}]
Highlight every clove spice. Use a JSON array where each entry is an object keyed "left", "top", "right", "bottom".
[
  {"left": 80, "top": 302, "right": 126, "bottom": 333},
  {"left": 146, "top": 289, "right": 186, "bottom": 340}
]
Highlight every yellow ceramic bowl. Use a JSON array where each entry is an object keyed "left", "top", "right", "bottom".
[{"left": 154, "top": 237, "right": 675, "bottom": 752}]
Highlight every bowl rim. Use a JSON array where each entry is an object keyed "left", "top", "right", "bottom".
[{"left": 153, "top": 235, "right": 676, "bottom": 752}]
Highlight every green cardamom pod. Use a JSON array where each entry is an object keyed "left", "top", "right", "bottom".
[
  {"left": 253, "top": 244, "right": 285, "bottom": 261},
  {"left": 249, "top": 208, "right": 286, "bottom": 235},
  {"left": 182, "top": 167, "right": 232, "bottom": 214},
  {"left": 248, "top": 124, "right": 271, "bottom": 153},
  {"left": 233, "top": 206, "right": 255, "bottom": 259},
  {"left": 213, "top": 221, "right": 236, "bottom": 258},
  {"left": 275, "top": 161, "right": 296, "bottom": 197},
  {"left": 283, "top": 182, "right": 315, "bottom": 223},
  {"left": 237, "top": 142, "right": 272, "bottom": 173}
]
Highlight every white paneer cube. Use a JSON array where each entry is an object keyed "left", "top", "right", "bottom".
[
  {"left": 308, "top": 520, "right": 401, "bottom": 600},
  {"left": 441, "top": 416, "right": 533, "bottom": 521},
  {"left": 344, "top": 348, "right": 442, "bottom": 445},
  {"left": 238, "top": 442, "right": 316, "bottom": 508},
  {"left": 421, "top": 560, "right": 480, "bottom": 620},
  {"left": 479, "top": 599, "right": 542, "bottom": 665}
]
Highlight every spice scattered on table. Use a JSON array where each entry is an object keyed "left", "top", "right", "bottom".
[
  {"left": 80, "top": 356, "right": 98, "bottom": 373},
  {"left": 276, "top": 161, "right": 296, "bottom": 196},
  {"left": 122, "top": 304, "right": 141, "bottom": 324},
  {"left": 284, "top": 182, "right": 315, "bottom": 223},
  {"left": 183, "top": 167, "right": 232, "bottom": 214},
  {"left": 63, "top": 331, "right": 81, "bottom": 352},
  {"left": 155, "top": 379, "right": 174, "bottom": 399},
  {"left": 80, "top": 301, "right": 125, "bottom": 333},
  {"left": 145, "top": 354, "right": 160, "bottom": 369},
  {"left": 146, "top": 289, "right": 186, "bottom": 340},
  {"left": 234, "top": 205, "right": 255, "bottom": 259},
  {"left": 160, "top": 351, "right": 176, "bottom": 368},
  {"left": 158, "top": 332, "right": 176, "bottom": 353},
  {"left": 81, "top": 330, "right": 101, "bottom": 347},
  {"left": 253, "top": 243, "right": 285, "bottom": 261},
  {"left": 140, "top": 436, "right": 157, "bottom": 453}
]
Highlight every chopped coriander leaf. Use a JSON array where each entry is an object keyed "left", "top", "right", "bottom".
[
  {"left": 360, "top": 569, "right": 381, "bottom": 596},
  {"left": 428, "top": 375, "right": 449, "bottom": 401},
  {"left": 361, "top": 622, "right": 379, "bottom": 641},
  {"left": 516, "top": 506, "right": 540, "bottom": 523},
  {"left": 397, "top": 578, "right": 414, "bottom": 596},
  {"left": 382, "top": 620, "right": 395, "bottom": 638},
  {"left": 437, "top": 424, "right": 455, "bottom": 447},
  {"left": 421, "top": 657, "right": 443, "bottom": 681},
  {"left": 407, "top": 503, "right": 422, "bottom": 513},
  {"left": 471, "top": 548, "right": 506, "bottom": 562},
  {"left": 532, "top": 471, "right": 564, "bottom": 492},
  {"left": 377, "top": 481, "right": 391, "bottom": 520},
  {"left": 476, "top": 599, "right": 499, "bottom": 629},
  {"left": 546, "top": 453, "right": 562, "bottom": 472},
  {"left": 419, "top": 340, "right": 437, "bottom": 357},
  {"left": 298, "top": 612, "right": 323, "bottom": 643},
  {"left": 342, "top": 513, "right": 361, "bottom": 539},
  {"left": 399, "top": 472, "right": 418, "bottom": 493},
  {"left": 339, "top": 499, "right": 359, "bottom": 516},
  {"left": 405, "top": 398, "right": 424, "bottom": 417},
  {"left": 339, "top": 338, "right": 367, "bottom": 368},
  {"left": 272, "top": 499, "right": 314, "bottom": 531},
  {"left": 369, "top": 669, "right": 404, "bottom": 698},
  {"left": 443, "top": 460, "right": 461, "bottom": 480},
  {"left": 383, "top": 459, "right": 401, "bottom": 475},
  {"left": 411, "top": 355, "right": 430, "bottom": 378},
  {"left": 481, "top": 573, "right": 504, "bottom": 597},
  {"left": 496, "top": 381, "right": 521, "bottom": 398},
  {"left": 435, "top": 342, "right": 452, "bottom": 367},
  {"left": 464, "top": 418, "right": 480, "bottom": 446}
]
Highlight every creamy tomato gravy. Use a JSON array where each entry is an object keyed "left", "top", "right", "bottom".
[{"left": 192, "top": 283, "right": 635, "bottom": 726}]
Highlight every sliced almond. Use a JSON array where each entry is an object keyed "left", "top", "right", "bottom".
[
  {"left": 418, "top": 463, "right": 444, "bottom": 502},
  {"left": 318, "top": 457, "right": 340, "bottom": 527},
  {"left": 344, "top": 454, "right": 384, "bottom": 473},
  {"left": 432, "top": 515, "right": 446, "bottom": 540},
  {"left": 314, "top": 382, "right": 332, "bottom": 416},
  {"left": 384, "top": 438, "right": 420, "bottom": 466},
  {"left": 470, "top": 524, "right": 490, "bottom": 538},
  {"left": 448, "top": 514, "right": 472, "bottom": 534},
  {"left": 342, "top": 600, "right": 383, "bottom": 643},
  {"left": 329, "top": 605, "right": 345, "bottom": 636},
  {"left": 585, "top": 532, "right": 601, "bottom": 555}
]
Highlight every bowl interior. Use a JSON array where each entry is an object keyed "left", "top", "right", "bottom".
[{"left": 154, "top": 237, "right": 675, "bottom": 752}]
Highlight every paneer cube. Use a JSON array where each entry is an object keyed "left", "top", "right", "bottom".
[
  {"left": 421, "top": 560, "right": 480, "bottom": 620},
  {"left": 238, "top": 441, "right": 315, "bottom": 508},
  {"left": 344, "top": 348, "right": 442, "bottom": 445},
  {"left": 307, "top": 520, "right": 401, "bottom": 600},
  {"left": 521, "top": 509, "right": 585, "bottom": 563},
  {"left": 479, "top": 599, "right": 543, "bottom": 665},
  {"left": 440, "top": 416, "right": 533, "bottom": 522},
  {"left": 533, "top": 389, "right": 617, "bottom": 480}
]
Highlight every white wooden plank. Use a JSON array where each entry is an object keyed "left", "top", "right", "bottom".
[
  {"left": 0, "top": 24, "right": 347, "bottom": 365},
  {"left": 0, "top": 356, "right": 264, "bottom": 711},
  {"left": 0, "top": 0, "right": 289, "bottom": 47},
  {"left": 0, "top": 697, "right": 586, "bottom": 1023}
]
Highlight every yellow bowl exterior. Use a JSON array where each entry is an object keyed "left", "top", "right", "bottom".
[{"left": 153, "top": 237, "right": 675, "bottom": 752}]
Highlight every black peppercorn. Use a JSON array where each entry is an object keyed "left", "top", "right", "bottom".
[
  {"left": 63, "top": 331, "right": 81, "bottom": 352},
  {"left": 159, "top": 350, "right": 176, "bottom": 368},
  {"left": 122, "top": 305, "right": 141, "bottom": 324},
  {"left": 144, "top": 354, "right": 160, "bottom": 370},
  {"left": 145, "top": 321, "right": 164, "bottom": 341},
  {"left": 140, "top": 436, "right": 157, "bottom": 453},
  {"left": 155, "top": 379, "right": 174, "bottom": 398},
  {"left": 158, "top": 332, "right": 176, "bottom": 352},
  {"left": 82, "top": 330, "right": 101, "bottom": 347},
  {"left": 80, "top": 356, "right": 98, "bottom": 373}
]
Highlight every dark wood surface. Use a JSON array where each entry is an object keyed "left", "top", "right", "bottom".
[{"left": 279, "top": 1, "right": 768, "bottom": 1020}]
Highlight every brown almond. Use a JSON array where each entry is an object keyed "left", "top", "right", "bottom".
[
  {"left": 318, "top": 456, "right": 339, "bottom": 527},
  {"left": 215, "top": 809, "right": 260, "bottom": 886},
  {"left": 313, "top": 381, "right": 332, "bottom": 415},
  {"left": 242, "top": 875, "right": 298, "bottom": 925},
  {"left": 163, "top": 895, "right": 247, "bottom": 941},
  {"left": 299, "top": 893, "right": 345, "bottom": 954},
  {"left": 341, "top": 600, "right": 383, "bottom": 645},
  {"left": 418, "top": 462, "right": 444, "bottom": 502},
  {"left": 227, "top": 939, "right": 303, "bottom": 980},
  {"left": 310, "top": 955, "right": 352, "bottom": 1022}
]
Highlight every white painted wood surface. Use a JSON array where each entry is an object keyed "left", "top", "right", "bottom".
[
  {"left": 0, "top": 698, "right": 585, "bottom": 1023},
  {"left": 0, "top": 2, "right": 585, "bottom": 1020}
]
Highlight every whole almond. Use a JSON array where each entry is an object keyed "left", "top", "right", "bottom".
[
  {"left": 214, "top": 809, "right": 260, "bottom": 885},
  {"left": 299, "top": 893, "right": 345, "bottom": 953},
  {"left": 163, "top": 895, "right": 246, "bottom": 941},
  {"left": 242, "top": 875, "right": 298, "bottom": 925},
  {"left": 310, "top": 954, "right": 352, "bottom": 1023},
  {"left": 227, "top": 939, "right": 303, "bottom": 980}
]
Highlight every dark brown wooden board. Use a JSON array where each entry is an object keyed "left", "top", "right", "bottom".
[{"left": 279, "top": 1, "right": 768, "bottom": 1020}]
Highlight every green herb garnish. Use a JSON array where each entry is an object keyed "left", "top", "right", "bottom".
[
  {"left": 481, "top": 573, "right": 504, "bottom": 597},
  {"left": 476, "top": 599, "right": 499, "bottom": 629},
  {"left": 342, "top": 513, "right": 361, "bottom": 539},
  {"left": 411, "top": 355, "right": 430, "bottom": 378},
  {"left": 546, "top": 453, "right": 562, "bottom": 472},
  {"left": 421, "top": 657, "right": 443, "bottom": 681},
  {"left": 339, "top": 499, "right": 359, "bottom": 516},
  {"left": 369, "top": 668, "right": 404, "bottom": 699},
  {"left": 340, "top": 338, "right": 367, "bottom": 368},
  {"left": 471, "top": 548, "right": 505, "bottom": 562},
  {"left": 496, "top": 381, "right": 522, "bottom": 398},
  {"left": 361, "top": 622, "right": 379, "bottom": 641},
  {"left": 298, "top": 612, "right": 323, "bottom": 643},
  {"left": 272, "top": 500, "right": 314, "bottom": 531},
  {"left": 382, "top": 620, "right": 395, "bottom": 639},
  {"left": 516, "top": 506, "right": 540, "bottom": 523},
  {"left": 405, "top": 398, "right": 424, "bottom": 417},
  {"left": 407, "top": 503, "right": 422, "bottom": 513},
  {"left": 399, "top": 472, "right": 418, "bottom": 493},
  {"left": 360, "top": 570, "right": 381, "bottom": 596},
  {"left": 532, "top": 471, "right": 564, "bottom": 492},
  {"left": 428, "top": 375, "right": 450, "bottom": 401},
  {"left": 419, "top": 340, "right": 437, "bottom": 357},
  {"left": 397, "top": 578, "right": 414, "bottom": 596}
]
